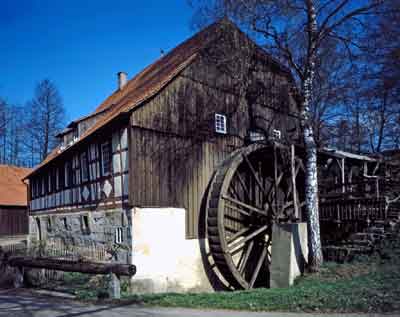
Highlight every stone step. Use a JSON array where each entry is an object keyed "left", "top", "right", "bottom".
[
  {"left": 348, "top": 239, "right": 374, "bottom": 247},
  {"left": 323, "top": 245, "right": 373, "bottom": 263},
  {"left": 349, "top": 232, "right": 385, "bottom": 242},
  {"left": 366, "top": 227, "right": 385, "bottom": 234}
]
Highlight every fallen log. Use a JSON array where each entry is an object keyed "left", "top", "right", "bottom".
[{"left": 6, "top": 256, "right": 136, "bottom": 276}]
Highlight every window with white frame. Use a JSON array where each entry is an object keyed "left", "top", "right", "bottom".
[
  {"left": 272, "top": 129, "right": 281, "bottom": 139},
  {"left": 80, "top": 151, "right": 89, "bottom": 182},
  {"left": 249, "top": 130, "right": 266, "bottom": 142},
  {"left": 215, "top": 113, "right": 227, "bottom": 134},
  {"left": 101, "top": 141, "right": 111, "bottom": 176},
  {"left": 115, "top": 227, "right": 123, "bottom": 244}
]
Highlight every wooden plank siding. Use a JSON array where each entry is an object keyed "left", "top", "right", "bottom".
[
  {"left": 130, "top": 55, "right": 301, "bottom": 144},
  {"left": 129, "top": 126, "right": 242, "bottom": 238},
  {"left": 0, "top": 207, "right": 29, "bottom": 236},
  {"left": 127, "top": 43, "right": 300, "bottom": 238}
]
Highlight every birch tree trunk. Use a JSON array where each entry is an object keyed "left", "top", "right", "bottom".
[{"left": 302, "top": 0, "right": 323, "bottom": 271}]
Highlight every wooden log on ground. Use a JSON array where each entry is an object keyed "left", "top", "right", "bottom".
[{"left": 6, "top": 256, "right": 136, "bottom": 276}]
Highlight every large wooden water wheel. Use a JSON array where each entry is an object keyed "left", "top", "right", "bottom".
[{"left": 205, "top": 143, "right": 305, "bottom": 289}]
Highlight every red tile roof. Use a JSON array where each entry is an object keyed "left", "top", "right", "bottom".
[{"left": 0, "top": 165, "right": 31, "bottom": 206}]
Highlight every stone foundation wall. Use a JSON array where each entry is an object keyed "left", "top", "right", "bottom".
[
  {"left": 29, "top": 208, "right": 132, "bottom": 263},
  {"left": 29, "top": 207, "right": 216, "bottom": 293}
]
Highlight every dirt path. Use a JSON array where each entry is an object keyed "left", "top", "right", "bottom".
[{"left": 0, "top": 288, "right": 397, "bottom": 317}]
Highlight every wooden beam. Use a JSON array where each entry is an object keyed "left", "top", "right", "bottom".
[
  {"left": 5, "top": 256, "right": 137, "bottom": 276},
  {"left": 341, "top": 158, "right": 345, "bottom": 194}
]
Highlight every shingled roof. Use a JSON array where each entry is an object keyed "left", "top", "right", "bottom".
[
  {"left": 0, "top": 165, "right": 31, "bottom": 206},
  {"left": 25, "top": 19, "right": 293, "bottom": 179}
]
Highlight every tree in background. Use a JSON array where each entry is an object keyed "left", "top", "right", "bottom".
[
  {"left": 0, "top": 98, "right": 9, "bottom": 163},
  {"left": 360, "top": 0, "right": 400, "bottom": 153},
  {"left": 24, "top": 79, "right": 66, "bottom": 164},
  {"left": 0, "top": 99, "right": 26, "bottom": 165},
  {"left": 191, "top": 0, "right": 384, "bottom": 271}
]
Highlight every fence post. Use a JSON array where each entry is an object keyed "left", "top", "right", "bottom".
[
  {"left": 108, "top": 272, "right": 121, "bottom": 299},
  {"left": 13, "top": 266, "right": 24, "bottom": 288}
]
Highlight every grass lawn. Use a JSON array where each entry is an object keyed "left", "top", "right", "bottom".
[
  {"left": 44, "top": 236, "right": 400, "bottom": 314},
  {"left": 64, "top": 255, "right": 400, "bottom": 313},
  {"left": 124, "top": 259, "right": 400, "bottom": 313}
]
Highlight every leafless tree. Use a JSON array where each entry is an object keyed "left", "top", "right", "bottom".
[
  {"left": 0, "top": 99, "right": 9, "bottom": 163},
  {"left": 191, "top": 0, "right": 383, "bottom": 271},
  {"left": 358, "top": 0, "right": 400, "bottom": 152},
  {"left": 0, "top": 99, "right": 26, "bottom": 165},
  {"left": 24, "top": 79, "right": 66, "bottom": 164}
]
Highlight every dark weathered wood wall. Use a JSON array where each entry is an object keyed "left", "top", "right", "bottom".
[
  {"left": 129, "top": 126, "right": 242, "bottom": 238},
  {"left": 0, "top": 207, "right": 29, "bottom": 236},
  {"left": 131, "top": 55, "right": 300, "bottom": 143},
  {"left": 128, "top": 30, "right": 301, "bottom": 238}
]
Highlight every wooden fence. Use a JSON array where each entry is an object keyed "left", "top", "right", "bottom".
[
  {"left": 1, "top": 241, "right": 109, "bottom": 284},
  {"left": 42, "top": 240, "right": 108, "bottom": 262},
  {"left": 320, "top": 197, "right": 387, "bottom": 223}
]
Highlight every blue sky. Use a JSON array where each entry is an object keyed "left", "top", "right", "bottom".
[{"left": 0, "top": 0, "right": 195, "bottom": 122}]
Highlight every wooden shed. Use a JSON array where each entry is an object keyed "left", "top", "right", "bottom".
[{"left": 0, "top": 165, "right": 31, "bottom": 246}]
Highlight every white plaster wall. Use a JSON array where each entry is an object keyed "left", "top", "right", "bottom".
[{"left": 131, "top": 207, "right": 213, "bottom": 293}]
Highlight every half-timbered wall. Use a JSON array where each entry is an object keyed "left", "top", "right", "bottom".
[{"left": 29, "top": 126, "right": 129, "bottom": 214}]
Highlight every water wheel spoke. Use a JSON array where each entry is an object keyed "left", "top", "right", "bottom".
[
  {"left": 228, "top": 225, "right": 269, "bottom": 252},
  {"left": 225, "top": 203, "right": 251, "bottom": 217},
  {"left": 282, "top": 201, "right": 294, "bottom": 211},
  {"left": 229, "top": 186, "right": 240, "bottom": 200},
  {"left": 231, "top": 242, "right": 247, "bottom": 256},
  {"left": 296, "top": 158, "right": 305, "bottom": 172},
  {"left": 224, "top": 214, "right": 247, "bottom": 225},
  {"left": 223, "top": 196, "right": 267, "bottom": 217},
  {"left": 285, "top": 182, "right": 293, "bottom": 200},
  {"left": 264, "top": 171, "right": 284, "bottom": 204},
  {"left": 235, "top": 172, "right": 251, "bottom": 201},
  {"left": 224, "top": 223, "right": 240, "bottom": 233},
  {"left": 238, "top": 240, "right": 254, "bottom": 274},
  {"left": 275, "top": 171, "right": 285, "bottom": 188},
  {"left": 227, "top": 227, "right": 251, "bottom": 244},
  {"left": 243, "top": 154, "right": 266, "bottom": 194},
  {"left": 249, "top": 247, "right": 268, "bottom": 288}
]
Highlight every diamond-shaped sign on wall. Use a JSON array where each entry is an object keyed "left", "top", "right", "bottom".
[
  {"left": 103, "top": 180, "right": 112, "bottom": 197},
  {"left": 82, "top": 186, "right": 90, "bottom": 201}
]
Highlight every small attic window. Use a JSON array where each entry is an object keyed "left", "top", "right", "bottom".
[
  {"left": 215, "top": 113, "right": 227, "bottom": 134},
  {"left": 249, "top": 130, "right": 266, "bottom": 142},
  {"left": 272, "top": 129, "right": 281, "bottom": 139}
]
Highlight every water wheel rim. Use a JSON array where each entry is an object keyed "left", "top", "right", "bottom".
[
  {"left": 206, "top": 142, "right": 304, "bottom": 289},
  {"left": 207, "top": 143, "right": 272, "bottom": 289}
]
